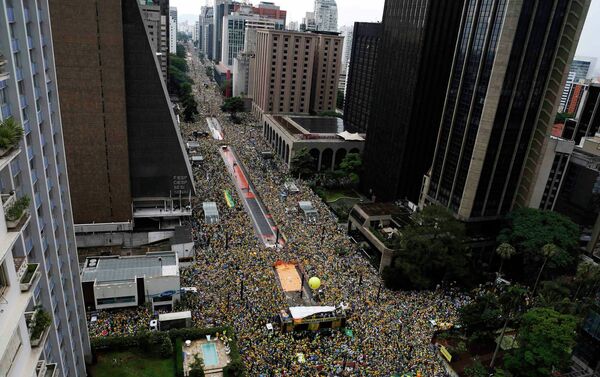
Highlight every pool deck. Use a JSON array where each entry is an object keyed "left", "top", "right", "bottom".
[{"left": 182, "top": 338, "right": 231, "bottom": 376}]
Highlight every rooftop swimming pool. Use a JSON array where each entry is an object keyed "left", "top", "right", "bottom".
[{"left": 201, "top": 342, "right": 219, "bottom": 366}]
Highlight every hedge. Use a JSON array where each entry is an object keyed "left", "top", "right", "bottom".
[{"left": 91, "top": 326, "right": 244, "bottom": 376}]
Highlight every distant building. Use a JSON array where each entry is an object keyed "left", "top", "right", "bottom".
[
  {"left": 343, "top": 22, "right": 381, "bottom": 134},
  {"left": 81, "top": 252, "right": 180, "bottom": 311},
  {"left": 213, "top": 0, "right": 236, "bottom": 62},
  {"left": 199, "top": 6, "right": 214, "bottom": 59},
  {"left": 169, "top": 6, "right": 177, "bottom": 54},
  {"left": 250, "top": 30, "right": 343, "bottom": 115},
  {"left": 562, "top": 84, "right": 600, "bottom": 145},
  {"left": 139, "top": 0, "right": 169, "bottom": 80},
  {"left": 261, "top": 115, "right": 364, "bottom": 170},
  {"left": 193, "top": 20, "right": 199, "bottom": 43},
  {"left": 301, "top": 12, "right": 316, "bottom": 31},
  {"left": 560, "top": 57, "right": 597, "bottom": 112},
  {"left": 340, "top": 25, "right": 353, "bottom": 69},
  {"left": 287, "top": 21, "right": 299, "bottom": 31},
  {"left": 567, "top": 83, "right": 586, "bottom": 114},
  {"left": 314, "top": 0, "right": 337, "bottom": 32}
]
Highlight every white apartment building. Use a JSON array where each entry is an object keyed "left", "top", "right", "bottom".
[
  {"left": 0, "top": 1, "right": 91, "bottom": 377},
  {"left": 314, "top": 0, "right": 337, "bottom": 32},
  {"left": 169, "top": 6, "right": 177, "bottom": 54}
]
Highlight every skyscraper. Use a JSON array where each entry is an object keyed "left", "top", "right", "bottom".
[
  {"left": 360, "top": 0, "right": 466, "bottom": 204},
  {"left": 559, "top": 57, "right": 597, "bottom": 111},
  {"left": 199, "top": 6, "right": 214, "bottom": 59},
  {"left": 169, "top": 6, "right": 177, "bottom": 54},
  {"left": 314, "top": 0, "right": 337, "bottom": 32},
  {"left": 139, "top": 0, "right": 169, "bottom": 81},
  {"left": 213, "top": 0, "right": 235, "bottom": 63},
  {"left": 49, "top": 0, "right": 194, "bottom": 244},
  {"left": 0, "top": 1, "right": 91, "bottom": 376},
  {"left": 421, "top": 0, "right": 590, "bottom": 222},
  {"left": 343, "top": 22, "right": 381, "bottom": 134}
]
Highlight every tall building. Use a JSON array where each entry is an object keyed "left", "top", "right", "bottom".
[
  {"left": 559, "top": 57, "right": 597, "bottom": 112},
  {"left": 199, "top": 6, "right": 214, "bottom": 59},
  {"left": 421, "top": 0, "right": 590, "bottom": 223},
  {"left": 221, "top": 4, "right": 285, "bottom": 69},
  {"left": 139, "top": 0, "right": 169, "bottom": 81},
  {"left": 212, "top": 0, "right": 235, "bottom": 63},
  {"left": 49, "top": 0, "right": 194, "bottom": 246},
  {"left": 287, "top": 21, "right": 298, "bottom": 31},
  {"left": 562, "top": 84, "right": 600, "bottom": 145},
  {"left": 343, "top": 22, "right": 381, "bottom": 134},
  {"left": 193, "top": 20, "right": 199, "bottom": 43},
  {"left": 250, "top": 30, "right": 343, "bottom": 115},
  {"left": 314, "top": 0, "right": 337, "bottom": 32},
  {"left": 169, "top": 6, "right": 177, "bottom": 54},
  {"left": 0, "top": 1, "right": 91, "bottom": 376},
  {"left": 301, "top": 12, "right": 316, "bottom": 32},
  {"left": 361, "top": 0, "right": 466, "bottom": 204}
]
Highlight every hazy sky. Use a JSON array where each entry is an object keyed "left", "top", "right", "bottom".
[{"left": 172, "top": 0, "right": 600, "bottom": 60}]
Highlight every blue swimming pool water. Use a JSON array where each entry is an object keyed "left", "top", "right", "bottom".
[{"left": 201, "top": 343, "right": 219, "bottom": 366}]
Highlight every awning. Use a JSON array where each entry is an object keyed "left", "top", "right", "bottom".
[
  {"left": 337, "top": 131, "right": 365, "bottom": 141},
  {"left": 289, "top": 306, "right": 337, "bottom": 319}
]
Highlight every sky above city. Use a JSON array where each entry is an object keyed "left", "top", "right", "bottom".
[{"left": 172, "top": 0, "right": 600, "bottom": 69}]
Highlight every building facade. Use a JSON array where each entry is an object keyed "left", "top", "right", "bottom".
[
  {"left": 169, "top": 6, "right": 177, "bottom": 54},
  {"left": 559, "top": 57, "right": 597, "bottom": 112},
  {"left": 49, "top": 0, "right": 194, "bottom": 242},
  {"left": 212, "top": 0, "right": 235, "bottom": 63},
  {"left": 250, "top": 30, "right": 343, "bottom": 115},
  {"left": 361, "top": 0, "right": 465, "bottom": 204},
  {"left": 199, "top": 6, "right": 214, "bottom": 59},
  {"left": 0, "top": 1, "right": 91, "bottom": 376},
  {"left": 139, "top": 0, "right": 169, "bottom": 81},
  {"left": 314, "top": 0, "right": 337, "bottom": 32},
  {"left": 343, "top": 22, "right": 381, "bottom": 134},
  {"left": 422, "top": 0, "right": 590, "bottom": 223}
]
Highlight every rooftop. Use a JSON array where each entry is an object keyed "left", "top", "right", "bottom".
[
  {"left": 355, "top": 202, "right": 411, "bottom": 218},
  {"left": 292, "top": 116, "right": 344, "bottom": 134},
  {"left": 81, "top": 251, "right": 178, "bottom": 283}
]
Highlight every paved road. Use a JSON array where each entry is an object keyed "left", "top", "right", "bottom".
[{"left": 219, "top": 145, "right": 284, "bottom": 248}]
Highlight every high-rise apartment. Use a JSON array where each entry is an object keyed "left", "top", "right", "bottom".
[
  {"left": 343, "top": 22, "right": 381, "bottom": 134},
  {"left": 360, "top": 0, "right": 465, "bottom": 204},
  {"left": 559, "top": 57, "right": 597, "bottom": 112},
  {"left": 421, "top": 0, "right": 590, "bottom": 222},
  {"left": 169, "top": 6, "right": 177, "bottom": 54},
  {"left": 199, "top": 6, "right": 214, "bottom": 59},
  {"left": 139, "top": 0, "right": 169, "bottom": 81},
  {"left": 212, "top": 0, "right": 235, "bottom": 63},
  {"left": 314, "top": 0, "right": 337, "bottom": 32},
  {"left": 48, "top": 0, "right": 194, "bottom": 246},
  {"left": 0, "top": 1, "right": 91, "bottom": 376},
  {"left": 250, "top": 30, "right": 343, "bottom": 115}
]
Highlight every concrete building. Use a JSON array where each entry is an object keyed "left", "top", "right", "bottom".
[
  {"left": 199, "top": 6, "right": 214, "bottom": 59},
  {"left": 250, "top": 30, "right": 343, "bottom": 115},
  {"left": 212, "top": 0, "right": 236, "bottom": 63},
  {"left": 261, "top": 115, "right": 364, "bottom": 170},
  {"left": 343, "top": 22, "right": 381, "bottom": 134},
  {"left": 287, "top": 21, "right": 298, "bottom": 31},
  {"left": 192, "top": 20, "right": 199, "bottom": 43},
  {"left": 361, "top": 0, "right": 465, "bottom": 205},
  {"left": 562, "top": 84, "right": 600, "bottom": 145},
  {"left": 567, "top": 82, "right": 586, "bottom": 114},
  {"left": 169, "top": 6, "right": 177, "bottom": 54},
  {"left": 422, "top": 0, "right": 590, "bottom": 227},
  {"left": 49, "top": 0, "right": 195, "bottom": 247},
  {"left": 559, "top": 57, "right": 597, "bottom": 112},
  {"left": 301, "top": 12, "right": 316, "bottom": 32},
  {"left": 81, "top": 252, "right": 180, "bottom": 311},
  {"left": 340, "top": 25, "right": 353, "bottom": 69},
  {"left": 0, "top": 2, "right": 91, "bottom": 376},
  {"left": 314, "top": 0, "right": 337, "bottom": 32},
  {"left": 347, "top": 203, "right": 413, "bottom": 274},
  {"left": 139, "top": 0, "right": 169, "bottom": 81}
]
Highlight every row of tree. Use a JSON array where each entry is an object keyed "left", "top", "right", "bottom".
[{"left": 168, "top": 45, "right": 199, "bottom": 122}]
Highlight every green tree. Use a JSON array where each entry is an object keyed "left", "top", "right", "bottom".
[
  {"left": 336, "top": 89, "right": 344, "bottom": 109},
  {"left": 0, "top": 117, "right": 24, "bottom": 150},
  {"left": 574, "top": 260, "right": 600, "bottom": 300},
  {"left": 459, "top": 292, "right": 502, "bottom": 338},
  {"left": 496, "top": 243, "right": 516, "bottom": 276},
  {"left": 221, "top": 96, "right": 245, "bottom": 115},
  {"left": 498, "top": 208, "right": 579, "bottom": 281},
  {"left": 490, "top": 285, "right": 527, "bottom": 368},
  {"left": 464, "top": 359, "right": 488, "bottom": 377},
  {"left": 532, "top": 243, "right": 559, "bottom": 294},
  {"left": 384, "top": 205, "right": 471, "bottom": 290},
  {"left": 290, "top": 148, "right": 316, "bottom": 178},
  {"left": 338, "top": 153, "right": 362, "bottom": 184},
  {"left": 317, "top": 110, "right": 343, "bottom": 119},
  {"left": 177, "top": 32, "right": 191, "bottom": 43},
  {"left": 504, "top": 308, "right": 577, "bottom": 377},
  {"left": 176, "top": 43, "right": 186, "bottom": 58},
  {"left": 170, "top": 54, "right": 189, "bottom": 72}
]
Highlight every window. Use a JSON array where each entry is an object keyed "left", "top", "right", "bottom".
[{"left": 97, "top": 296, "right": 136, "bottom": 305}]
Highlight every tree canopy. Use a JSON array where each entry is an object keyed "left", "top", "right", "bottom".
[
  {"left": 338, "top": 153, "right": 362, "bottom": 184},
  {"left": 504, "top": 308, "right": 577, "bottom": 377},
  {"left": 221, "top": 97, "right": 245, "bottom": 114},
  {"left": 383, "top": 205, "right": 471, "bottom": 290},
  {"left": 290, "top": 148, "right": 316, "bottom": 178}
]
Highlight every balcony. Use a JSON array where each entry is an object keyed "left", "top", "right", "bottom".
[
  {"left": 0, "top": 54, "right": 9, "bottom": 81},
  {"left": 11, "top": 38, "right": 19, "bottom": 52},
  {"left": 27, "top": 36, "right": 34, "bottom": 49},
  {"left": 24, "top": 119, "right": 31, "bottom": 134},
  {"left": 24, "top": 8, "right": 31, "bottom": 23},
  {"left": 5, "top": 196, "right": 31, "bottom": 230},
  {"left": 19, "top": 262, "right": 40, "bottom": 291},
  {"left": 26, "top": 307, "right": 52, "bottom": 348},
  {"left": 20, "top": 94, "right": 28, "bottom": 109},
  {"left": 44, "top": 363, "right": 58, "bottom": 377},
  {"left": 7, "top": 7, "right": 15, "bottom": 23},
  {"left": 1, "top": 103, "right": 10, "bottom": 118},
  {"left": 16, "top": 67, "right": 23, "bottom": 81},
  {"left": 32, "top": 62, "right": 38, "bottom": 75}
]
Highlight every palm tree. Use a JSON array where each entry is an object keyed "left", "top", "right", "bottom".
[
  {"left": 496, "top": 243, "right": 516, "bottom": 276},
  {"left": 490, "top": 285, "right": 526, "bottom": 368},
  {"left": 532, "top": 243, "right": 559, "bottom": 294},
  {"left": 574, "top": 261, "right": 600, "bottom": 300}
]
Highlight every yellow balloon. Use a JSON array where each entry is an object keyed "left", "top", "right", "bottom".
[{"left": 308, "top": 277, "right": 321, "bottom": 290}]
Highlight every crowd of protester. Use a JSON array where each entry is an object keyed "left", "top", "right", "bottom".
[{"left": 87, "top": 54, "right": 469, "bottom": 376}]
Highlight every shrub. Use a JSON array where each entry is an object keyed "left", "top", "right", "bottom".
[
  {"left": 31, "top": 309, "right": 52, "bottom": 339},
  {"left": 160, "top": 336, "right": 173, "bottom": 358},
  {"left": 223, "top": 359, "right": 244, "bottom": 377},
  {"left": 6, "top": 196, "right": 30, "bottom": 222},
  {"left": 0, "top": 117, "right": 24, "bottom": 150},
  {"left": 175, "top": 338, "right": 184, "bottom": 377}
]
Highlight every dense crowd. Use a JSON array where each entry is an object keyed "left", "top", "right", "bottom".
[{"left": 87, "top": 51, "right": 469, "bottom": 376}]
